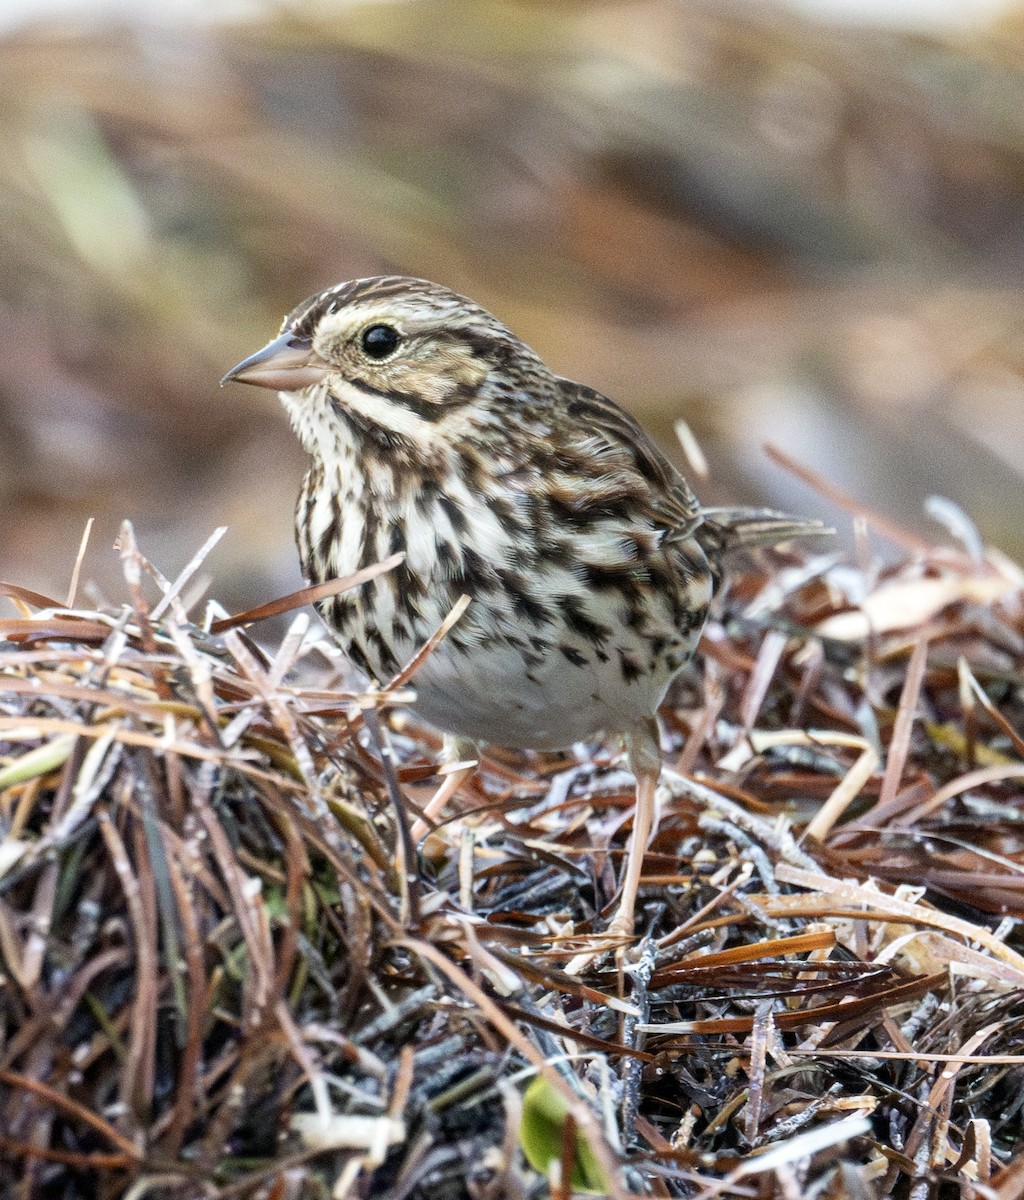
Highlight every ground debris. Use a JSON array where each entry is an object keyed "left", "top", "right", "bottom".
[{"left": 1, "top": 516, "right": 1023, "bottom": 1199}]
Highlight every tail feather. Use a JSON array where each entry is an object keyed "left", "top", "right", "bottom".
[{"left": 699, "top": 507, "right": 830, "bottom": 555}]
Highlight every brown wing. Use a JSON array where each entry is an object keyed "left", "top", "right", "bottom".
[{"left": 556, "top": 378, "right": 703, "bottom": 540}]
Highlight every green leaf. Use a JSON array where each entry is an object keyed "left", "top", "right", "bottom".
[{"left": 519, "top": 1077, "right": 608, "bottom": 1195}]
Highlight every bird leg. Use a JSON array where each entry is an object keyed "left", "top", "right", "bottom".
[
  {"left": 605, "top": 716, "right": 662, "bottom": 940},
  {"left": 565, "top": 719, "right": 662, "bottom": 975}
]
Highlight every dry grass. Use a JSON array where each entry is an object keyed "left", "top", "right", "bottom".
[{"left": 2, "top": 475, "right": 1024, "bottom": 1199}]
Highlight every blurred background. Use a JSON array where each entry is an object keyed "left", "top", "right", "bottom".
[{"left": 4, "top": 0, "right": 1024, "bottom": 612}]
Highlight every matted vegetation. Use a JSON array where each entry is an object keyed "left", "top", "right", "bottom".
[{"left": 2, "top": 470, "right": 1024, "bottom": 1199}]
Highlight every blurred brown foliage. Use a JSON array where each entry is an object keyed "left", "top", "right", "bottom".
[{"left": 4, "top": 0, "right": 1024, "bottom": 608}]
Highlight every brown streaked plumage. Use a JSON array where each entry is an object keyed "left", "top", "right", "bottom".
[{"left": 223, "top": 276, "right": 822, "bottom": 952}]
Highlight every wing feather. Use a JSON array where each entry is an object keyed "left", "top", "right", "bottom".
[{"left": 557, "top": 379, "right": 703, "bottom": 539}]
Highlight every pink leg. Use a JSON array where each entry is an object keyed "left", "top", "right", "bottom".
[
  {"left": 564, "top": 719, "right": 662, "bottom": 973},
  {"left": 606, "top": 717, "right": 661, "bottom": 939},
  {"left": 605, "top": 764, "right": 657, "bottom": 939}
]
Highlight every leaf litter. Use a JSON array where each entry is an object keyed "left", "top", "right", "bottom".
[{"left": 1, "top": 485, "right": 1023, "bottom": 1199}]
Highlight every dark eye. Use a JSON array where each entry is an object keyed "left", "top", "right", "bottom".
[{"left": 361, "top": 324, "right": 400, "bottom": 360}]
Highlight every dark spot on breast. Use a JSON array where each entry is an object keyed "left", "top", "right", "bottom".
[
  {"left": 439, "top": 494, "right": 468, "bottom": 535},
  {"left": 487, "top": 493, "right": 523, "bottom": 532},
  {"left": 622, "top": 596, "right": 646, "bottom": 632},
  {"left": 646, "top": 563, "right": 671, "bottom": 594},
  {"left": 583, "top": 560, "right": 638, "bottom": 591},
  {"left": 682, "top": 603, "right": 709, "bottom": 634},
  {"left": 390, "top": 615, "right": 410, "bottom": 645},
  {"left": 436, "top": 539, "right": 459, "bottom": 573},
  {"left": 544, "top": 538, "right": 574, "bottom": 570},
  {"left": 415, "top": 478, "right": 440, "bottom": 516},
  {"left": 317, "top": 517, "right": 339, "bottom": 566},
  {"left": 456, "top": 450, "right": 490, "bottom": 496},
  {"left": 555, "top": 593, "right": 612, "bottom": 645},
  {"left": 618, "top": 650, "right": 643, "bottom": 683},
  {"left": 321, "top": 595, "right": 356, "bottom": 628},
  {"left": 397, "top": 559, "right": 428, "bottom": 600},
  {"left": 347, "top": 639, "right": 373, "bottom": 677},
  {"left": 509, "top": 545, "right": 535, "bottom": 572},
  {"left": 460, "top": 546, "right": 495, "bottom": 594},
  {"left": 359, "top": 503, "right": 380, "bottom": 568},
  {"left": 497, "top": 570, "right": 551, "bottom": 625},
  {"left": 560, "top": 644, "right": 588, "bottom": 667},
  {"left": 668, "top": 588, "right": 708, "bottom": 631},
  {"left": 389, "top": 524, "right": 407, "bottom": 555},
  {"left": 367, "top": 627, "right": 399, "bottom": 676}
]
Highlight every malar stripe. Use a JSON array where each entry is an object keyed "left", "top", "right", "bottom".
[
  {"left": 349, "top": 376, "right": 444, "bottom": 422},
  {"left": 329, "top": 394, "right": 412, "bottom": 451}
]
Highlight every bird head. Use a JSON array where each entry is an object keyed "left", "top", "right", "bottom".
[{"left": 221, "top": 276, "right": 550, "bottom": 453}]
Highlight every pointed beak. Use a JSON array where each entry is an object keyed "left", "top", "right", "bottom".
[{"left": 220, "top": 330, "right": 327, "bottom": 391}]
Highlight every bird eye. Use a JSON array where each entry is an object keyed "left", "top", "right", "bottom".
[{"left": 360, "top": 324, "right": 401, "bottom": 360}]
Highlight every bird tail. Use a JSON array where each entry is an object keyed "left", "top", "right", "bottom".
[{"left": 698, "top": 507, "right": 829, "bottom": 556}]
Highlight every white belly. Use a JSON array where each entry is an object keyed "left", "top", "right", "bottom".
[{"left": 407, "top": 620, "right": 681, "bottom": 749}]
